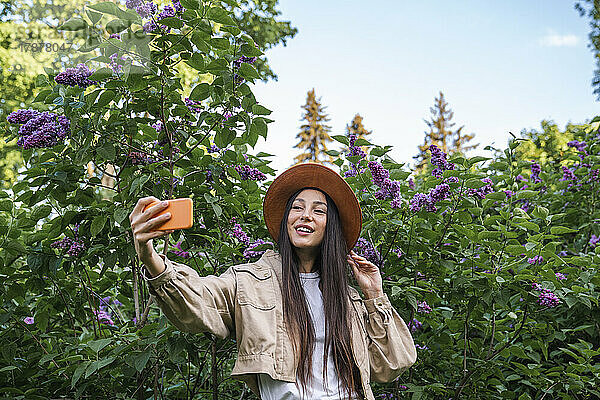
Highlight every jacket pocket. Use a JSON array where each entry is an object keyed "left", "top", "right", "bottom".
[{"left": 234, "top": 266, "right": 277, "bottom": 310}]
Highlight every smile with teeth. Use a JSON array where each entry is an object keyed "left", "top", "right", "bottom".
[{"left": 296, "top": 226, "right": 313, "bottom": 233}]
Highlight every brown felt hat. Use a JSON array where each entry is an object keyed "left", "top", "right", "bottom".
[{"left": 263, "top": 162, "right": 362, "bottom": 250}]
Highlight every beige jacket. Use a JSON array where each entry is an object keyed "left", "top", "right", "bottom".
[{"left": 144, "top": 249, "right": 417, "bottom": 399}]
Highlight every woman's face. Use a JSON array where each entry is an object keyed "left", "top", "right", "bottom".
[{"left": 286, "top": 189, "right": 327, "bottom": 251}]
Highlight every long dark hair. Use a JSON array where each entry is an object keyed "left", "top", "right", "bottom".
[{"left": 277, "top": 187, "right": 362, "bottom": 398}]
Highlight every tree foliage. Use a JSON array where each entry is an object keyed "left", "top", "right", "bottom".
[
  {"left": 576, "top": 0, "right": 600, "bottom": 99},
  {"left": 414, "top": 91, "right": 477, "bottom": 171},
  {"left": 294, "top": 88, "right": 333, "bottom": 165}
]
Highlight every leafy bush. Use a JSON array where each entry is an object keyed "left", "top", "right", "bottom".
[{"left": 1, "top": 1, "right": 599, "bottom": 399}]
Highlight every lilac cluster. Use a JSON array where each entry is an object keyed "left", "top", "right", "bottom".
[
  {"left": 468, "top": 178, "right": 494, "bottom": 199},
  {"left": 415, "top": 343, "right": 429, "bottom": 351},
  {"left": 530, "top": 162, "right": 542, "bottom": 183},
  {"left": 234, "top": 165, "right": 267, "bottom": 181},
  {"left": 503, "top": 189, "right": 515, "bottom": 198},
  {"left": 555, "top": 272, "right": 567, "bottom": 281},
  {"left": 353, "top": 238, "right": 381, "bottom": 266},
  {"left": 185, "top": 97, "right": 203, "bottom": 113},
  {"left": 109, "top": 53, "right": 128, "bottom": 74},
  {"left": 367, "top": 161, "right": 402, "bottom": 207},
  {"left": 171, "top": 241, "right": 191, "bottom": 259},
  {"left": 394, "top": 248, "right": 403, "bottom": 258},
  {"left": 590, "top": 234, "right": 599, "bottom": 247},
  {"left": 8, "top": 109, "right": 71, "bottom": 149},
  {"left": 409, "top": 182, "right": 451, "bottom": 212},
  {"left": 347, "top": 132, "right": 367, "bottom": 159},
  {"left": 408, "top": 178, "right": 415, "bottom": 190},
  {"left": 417, "top": 301, "right": 432, "bottom": 314},
  {"left": 24, "top": 316, "right": 34, "bottom": 325},
  {"left": 158, "top": 5, "right": 175, "bottom": 19},
  {"left": 243, "top": 238, "right": 273, "bottom": 259},
  {"left": 429, "top": 145, "right": 455, "bottom": 178},
  {"left": 231, "top": 217, "right": 250, "bottom": 246},
  {"left": 567, "top": 140, "right": 587, "bottom": 152},
  {"left": 151, "top": 120, "right": 162, "bottom": 132},
  {"left": 527, "top": 255, "right": 544, "bottom": 265},
  {"left": 172, "top": 0, "right": 185, "bottom": 12},
  {"left": 531, "top": 283, "right": 560, "bottom": 308},
  {"left": 128, "top": 151, "right": 156, "bottom": 165},
  {"left": 560, "top": 166, "right": 577, "bottom": 182},
  {"left": 94, "top": 309, "right": 115, "bottom": 326},
  {"left": 109, "top": 33, "right": 120, "bottom": 39},
  {"left": 208, "top": 144, "right": 220, "bottom": 153},
  {"left": 126, "top": 0, "right": 157, "bottom": 18},
  {"left": 408, "top": 318, "right": 422, "bottom": 333},
  {"left": 51, "top": 234, "right": 85, "bottom": 257},
  {"left": 54, "top": 64, "right": 95, "bottom": 88}
]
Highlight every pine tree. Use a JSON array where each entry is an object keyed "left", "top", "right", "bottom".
[
  {"left": 414, "top": 91, "right": 477, "bottom": 170},
  {"left": 346, "top": 113, "right": 372, "bottom": 152},
  {"left": 294, "top": 89, "right": 333, "bottom": 164}
]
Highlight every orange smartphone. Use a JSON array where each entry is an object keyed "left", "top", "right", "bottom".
[{"left": 145, "top": 198, "right": 193, "bottom": 230}]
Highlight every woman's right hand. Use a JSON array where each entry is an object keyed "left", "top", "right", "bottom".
[{"left": 129, "top": 196, "right": 174, "bottom": 277}]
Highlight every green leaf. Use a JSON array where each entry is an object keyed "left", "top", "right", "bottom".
[
  {"left": 250, "top": 119, "right": 267, "bottom": 138},
  {"left": 31, "top": 205, "right": 52, "bottom": 221},
  {"left": 354, "top": 138, "right": 371, "bottom": 146},
  {"left": 159, "top": 17, "right": 184, "bottom": 29},
  {"left": 58, "top": 17, "right": 88, "bottom": 31},
  {"left": 238, "top": 63, "right": 259, "bottom": 81},
  {"left": 106, "top": 18, "right": 133, "bottom": 34},
  {"left": 180, "top": 0, "right": 200, "bottom": 10},
  {"left": 88, "top": 338, "right": 112, "bottom": 353},
  {"left": 550, "top": 226, "right": 577, "bottom": 235},
  {"left": 209, "top": 37, "right": 230, "bottom": 49},
  {"left": 88, "top": 67, "right": 113, "bottom": 82},
  {"left": 189, "top": 83, "right": 210, "bottom": 101},
  {"left": 88, "top": 2, "right": 137, "bottom": 19},
  {"left": 90, "top": 215, "right": 107, "bottom": 236},
  {"left": 241, "top": 43, "right": 263, "bottom": 57},
  {"left": 0, "top": 199, "right": 12, "bottom": 211},
  {"left": 331, "top": 135, "right": 350, "bottom": 146},
  {"left": 134, "top": 349, "right": 152, "bottom": 372},
  {"left": 71, "top": 361, "right": 90, "bottom": 388},
  {"left": 95, "top": 90, "right": 116, "bottom": 108},
  {"left": 516, "top": 190, "right": 538, "bottom": 200},
  {"left": 251, "top": 105, "right": 271, "bottom": 115},
  {"left": 465, "top": 178, "right": 486, "bottom": 189},
  {"left": 86, "top": 9, "right": 103, "bottom": 24},
  {"left": 185, "top": 53, "right": 205, "bottom": 71},
  {"left": 206, "top": 7, "right": 235, "bottom": 25}
]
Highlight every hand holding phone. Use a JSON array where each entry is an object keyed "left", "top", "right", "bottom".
[{"left": 144, "top": 198, "right": 193, "bottom": 230}]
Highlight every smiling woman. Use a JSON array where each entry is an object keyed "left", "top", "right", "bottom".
[{"left": 129, "top": 163, "right": 417, "bottom": 400}]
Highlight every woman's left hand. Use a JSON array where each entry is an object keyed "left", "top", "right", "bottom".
[{"left": 347, "top": 250, "right": 384, "bottom": 299}]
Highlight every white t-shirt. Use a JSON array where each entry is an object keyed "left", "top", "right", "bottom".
[{"left": 258, "top": 271, "right": 354, "bottom": 399}]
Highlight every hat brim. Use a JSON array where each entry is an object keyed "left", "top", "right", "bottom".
[{"left": 263, "top": 163, "right": 362, "bottom": 251}]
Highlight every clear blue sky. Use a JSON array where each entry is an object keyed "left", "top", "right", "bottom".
[{"left": 251, "top": 0, "right": 599, "bottom": 173}]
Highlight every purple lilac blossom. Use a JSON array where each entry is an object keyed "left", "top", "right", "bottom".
[
  {"left": 17, "top": 112, "right": 70, "bottom": 149},
  {"left": 7, "top": 108, "right": 38, "bottom": 124},
  {"left": 444, "top": 176, "right": 459, "bottom": 184},
  {"left": 94, "top": 309, "right": 115, "bottom": 326},
  {"left": 353, "top": 238, "right": 381, "bottom": 266},
  {"left": 555, "top": 272, "right": 567, "bottom": 281},
  {"left": 527, "top": 255, "right": 544, "bottom": 265},
  {"left": 537, "top": 289, "right": 560, "bottom": 308},
  {"left": 243, "top": 239, "right": 273, "bottom": 259},
  {"left": 393, "top": 248, "right": 403, "bottom": 258},
  {"left": 128, "top": 151, "right": 155, "bottom": 165},
  {"left": 415, "top": 343, "right": 429, "bottom": 350},
  {"left": 516, "top": 174, "right": 526, "bottom": 182},
  {"left": 468, "top": 178, "right": 494, "bottom": 199},
  {"left": 109, "top": 33, "right": 121, "bottom": 39},
  {"left": 172, "top": 241, "right": 191, "bottom": 258},
  {"left": 125, "top": 0, "right": 143, "bottom": 9},
  {"left": 51, "top": 236, "right": 85, "bottom": 257},
  {"left": 234, "top": 165, "right": 267, "bottom": 181},
  {"left": 231, "top": 217, "right": 250, "bottom": 246},
  {"left": 184, "top": 97, "right": 203, "bottom": 113},
  {"left": 24, "top": 316, "right": 34, "bottom": 325},
  {"left": 530, "top": 162, "right": 542, "bottom": 183},
  {"left": 589, "top": 234, "right": 599, "bottom": 247},
  {"left": 417, "top": 301, "right": 432, "bottom": 314},
  {"left": 429, "top": 144, "right": 455, "bottom": 177},
  {"left": 136, "top": 2, "right": 157, "bottom": 18},
  {"left": 560, "top": 166, "right": 577, "bottom": 182},
  {"left": 151, "top": 120, "right": 162, "bottom": 132},
  {"left": 408, "top": 178, "right": 415, "bottom": 189},
  {"left": 54, "top": 64, "right": 95, "bottom": 88},
  {"left": 143, "top": 20, "right": 158, "bottom": 33},
  {"left": 409, "top": 193, "right": 428, "bottom": 212},
  {"left": 503, "top": 189, "right": 515, "bottom": 198},
  {"left": 408, "top": 318, "right": 422, "bottom": 333},
  {"left": 558, "top": 250, "right": 568, "bottom": 257},
  {"left": 208, "top": 144, "right": 220, "bottom": 153},
  {"left": 172, "top": 0, "right": 185, "bottom": 12},
  {"left": 567, "top": 140, "right": 587, "bottom": 152},
  {"left": 158, "top": 5, "right": 175, "bottom": 19}
]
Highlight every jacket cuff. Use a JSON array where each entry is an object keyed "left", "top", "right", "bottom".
[
  {"left": 142, "top": 254, "right": 176, "bottom": 290},
  {"left": 364, "top": 293, "right": 392, "bottom": 314}
]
